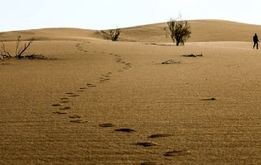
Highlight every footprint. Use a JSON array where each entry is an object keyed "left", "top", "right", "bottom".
[
  {"left": 60, "top": 97, "right": 69, "bottom": 100},
  {"left": 65, "top": 92, "right": 74, "bottom": 95},
  {"left": 53, "top": 111, "right": 68, "bottom": 115},
  {"left": 52, "top": 103, "right": 62, "bottom": 107},
  {"left": 102, "top": 74, "right": 111, "bottom": 78},
  {"left": 100, "top": 78, "right": 110, "bottom": 83},
  {"left": 59, "top": 106, "right": 71, "bottom": 110},
  {"left": 201, "top": 97, "right": 216, "bottom": 101},
  {"left": 69, "top": 94, "right": 80, "bottom": 97},
  {"left": 136, "top": 142, "right": 157, "bottom": 147},
  {"left": 77, "top": 90, "right": 84, "bottom": 93},
  {"left": 163, "top": 150, "right": 190, "bottom": 157},
  {"left": 70, "top": 119, "right": 87, "bottom": 123},
  {"left": 87, "top": 83, "right": 96, "bottom": 87},
  {"left": 148, "top": 134, "right": 172, "bottom": 139},
  {"left": 115, "top": 128, "right": 136, "bottom": 133},
  {"left": 99, "top": 123, "right": 114, "bottom": 128},
  {"left": 69, "top": 115, "right": 81, "bottom": 119},
  {"left": 79, "top": 87, "right": 87, "bottom": 90},
  {"left": 60, "top": 100, "right": 69, "bottom": 104},
  {"left": 140, "top": 161, "right": 157, "bottom": 165},
  {"left": 116, "top": 59, "right": 122, "bottom": 63}
]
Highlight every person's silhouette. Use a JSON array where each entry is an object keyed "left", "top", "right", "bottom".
[{"left": 253, "top": 33, "right": 259, "bottom": 49}]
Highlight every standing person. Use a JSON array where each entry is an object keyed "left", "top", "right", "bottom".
[{"left": 253, "top": 33, "right": 259, "bottom": 49}]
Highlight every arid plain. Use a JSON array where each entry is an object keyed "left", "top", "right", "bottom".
[{"left": 0, "top": 20, "right": 261, "bottom": 165}]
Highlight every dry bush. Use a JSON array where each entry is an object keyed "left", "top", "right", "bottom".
[
  {"left": 0, "top": 36, "right": 36, "bottom": 60},
  {"left": 0, "top": 42, "right": 12, "bottom": 59},
  {"left": 15, "top": 35, "right": 33, "bottom": 59},
  {"left": 99, "top": 29, "right": 121, "bottom": 41},
  {"left": 165, "top": 19, "right": 191, "bottom": 46}
]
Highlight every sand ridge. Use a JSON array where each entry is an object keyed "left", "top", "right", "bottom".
[{"left": 0, "top": 20, "right": 261, "bottom": 164}]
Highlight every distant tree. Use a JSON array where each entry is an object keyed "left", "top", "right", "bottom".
[
  {"left": 99, "top": 28, "right": 121, "bottom": 41},
  {"left": 109, "top": 29, "right": 121, "bottom": 41},
  {"left": 165, "top": 19, "right": 191, "bottom": 46}
]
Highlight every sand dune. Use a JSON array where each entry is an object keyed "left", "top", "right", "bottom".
[
  {"left": 0, "top": 20, "right": 261, "bottom": 164},
  {"left": 120, "top": 20, "right": 261, "bottom": 42},
  {"left": 1, "top": 20, "right": 261, "bottom": 42}
]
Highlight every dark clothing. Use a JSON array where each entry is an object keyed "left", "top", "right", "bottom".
[{"left": 253, "top": 34, "right": 259, "bottom": 49}]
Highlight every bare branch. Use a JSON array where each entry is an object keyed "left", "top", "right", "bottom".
[
  {"left": 16, "top": 40, "right": 33, "bottom": 58},
  {"left": 15, "top": 35, "right": 21, "bottom": 56},
  {"left": 0, "top": 36, "right": 36, "bottom": 60},
  {"left": 0, "top": 41, "right": 12, "bottom": 59}
]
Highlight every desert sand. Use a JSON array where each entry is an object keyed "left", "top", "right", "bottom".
[{"left": 0, "top": 20, "right": 261, "bottom": 165}]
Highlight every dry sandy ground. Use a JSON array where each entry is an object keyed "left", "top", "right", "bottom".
[{"left": 0, "top": 20, "right": 261, "bottom": 165}]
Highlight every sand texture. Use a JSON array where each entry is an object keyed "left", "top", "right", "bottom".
[{"left": 0, "top": 20, "right": 261, "bottom": 165}]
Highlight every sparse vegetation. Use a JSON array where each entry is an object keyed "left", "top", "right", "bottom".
[
  {"left": 165, "top": 19, "right": 191, "bottom": 46},
  {"left": 99, "top": 28, "right": 121, "bottom": 41},
  {"left": 182, "top": 53, "right": 203, "bottom": 57},
  {"left": 15, "top": 35, "right": 33, "bottom": 59},
  {"left": 0, "top": 36, "right": 45, "bottom": 60},
  {"left": 0, "top": 42, "right": 12, "bottom": 59},
  {"left": 161, "top": 59, "right": 180, "bottom": 64}
]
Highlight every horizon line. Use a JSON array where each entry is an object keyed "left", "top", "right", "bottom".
[{"left": 1, "top": 18, "right": 261, "bottom": 33}]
